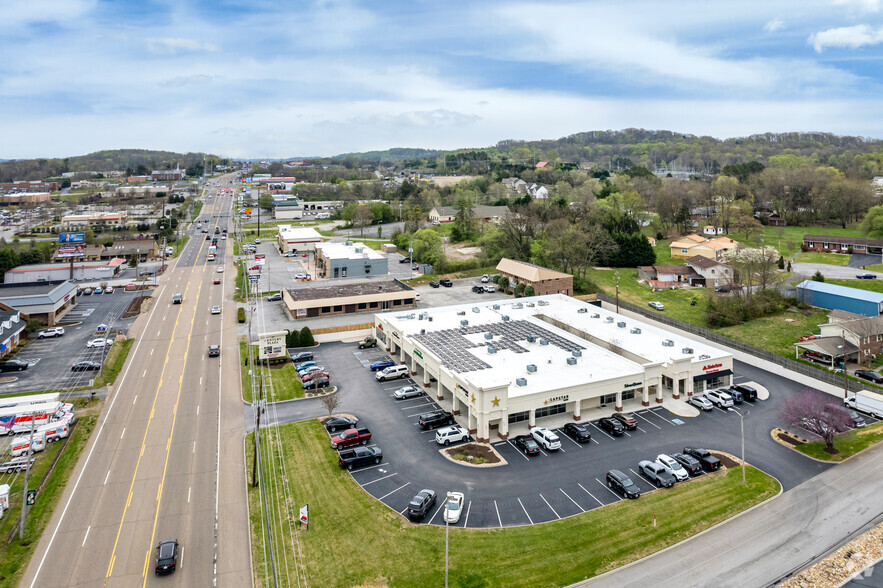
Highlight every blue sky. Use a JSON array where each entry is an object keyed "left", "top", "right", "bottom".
[{"left": 3, "top": 0, "right": 883, "bottom": 159}]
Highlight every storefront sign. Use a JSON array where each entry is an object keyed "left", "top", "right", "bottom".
[
  {"left": 702, "top": 363, "right": 722, "bottom": 372},
  {"left": 295, "top": 308, "right": 307, "bottom": 318},
  {"left": 624, "top": 381, "right": 642, "bottom": 389},
  {"left": 258, "top": 331, "right": 287, "bottom": 360},
  {"left": 547, "top": 395, "right": 569, "bottom": 403},
  {"left": 413, "top": 349, "right": 423, "bottom": 359}
]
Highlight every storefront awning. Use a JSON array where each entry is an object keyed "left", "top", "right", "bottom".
[{"left": 693, "top": 369, "right": 733, "bottom": 382}]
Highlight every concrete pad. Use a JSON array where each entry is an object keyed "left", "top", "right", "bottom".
[
  {"left": 743, "top": 381, "right": 770, "bottom": 400},
  {"left": 665, "top": 399, "right": 701, "bottom": 417}
]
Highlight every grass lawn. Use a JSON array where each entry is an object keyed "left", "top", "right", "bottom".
[
  {"left": 794, "top": 252, "right": 850, "bottom": 266},
  {"left": 247, "top": 420, "right": 780, "bottom": 588},
  {"left": 403, "top": 265, "right": 499, "bottom": 287},
  {"left": 827, "top": 278, "right": 883, "bottom": 293},
  {"left": 721, "top": 224, "right": 863, "bottom": 259},
  {"left": 193, "top": 202, "right": 204, "bottom": 218},
  {"left": 92, "top": 338, "right": 134, "bottom": 388},
  {"left": 239, "top": 339, "right": 304, "bottom": 403},
  {"left": 173, "top": 235, "right": 190, "bottom": 258},
  {"left": 715, "top": 309, "right": 829, "bottom": 357},
  {"left": 0, "top": 413, "right": 98, "bottom": 586},
  {"left": 651, "top": 241, "right": 680, "bottom": 266},
  {"left": 794, "top": 420, "right": 883, "bottom": 461}
]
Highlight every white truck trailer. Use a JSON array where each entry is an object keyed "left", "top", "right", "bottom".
[{"left": 844, "top": 389, "right": 883, "bottom": 418}]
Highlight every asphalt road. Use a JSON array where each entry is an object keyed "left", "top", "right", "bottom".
[
  {"left": 792, "top": 262, "right": 880, "bottom": 280},
  {"left": 22, "top": 176, "right": 251, "bottom": 587}
]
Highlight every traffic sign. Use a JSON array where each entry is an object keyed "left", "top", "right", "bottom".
[{"left": 26, "top": 490, "right": 36, "bottom": 505}]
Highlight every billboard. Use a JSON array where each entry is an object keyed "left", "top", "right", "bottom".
[
  {"left": 244, "top": 208, "right": 252, "bottom": 215},
  {"left": 56, "top": 245, "right": 85, "bottom": 258},
  {"left": 58, "top": 232, "right": 86, "bottom": 244},
  {"left": 258, "top": 331, "right": 287, "bottom": 360}
]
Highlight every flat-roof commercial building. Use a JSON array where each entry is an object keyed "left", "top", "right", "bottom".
[
  {"left": 0, "top": 281, "right": 78, "bottom": 326},
  {"left": 315, "top": 242, "right": 388, "bottom": 279},
  {"left": 4, "top": 259, "right": 125, "bottom": 284},
  {"left": 277, "top": 225, "right": 323, "bottom": 254},
  {"left": 61, "top": 210, "right": 129, "bottom": 229},
  {"left": 374, "top": 295, "right": 733, "bottom": 442},
  {"left": 283, "top": 279, "right": 416, "bottom": 319}
]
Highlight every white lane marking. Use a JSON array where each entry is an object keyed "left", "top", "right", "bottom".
[
  {"left": 82, "top": 526, "right": 90, "bottom": 547},
  {"left": 635, "top": 412, "right": 662, "bottom": 429},
  {"left": 193, "top": 441, "right": 196, "bottom": 453},
  {"left": 379, "top": 482, "right": 410, "bottom": 501},
  {"left": 151, "top": 348, "right": 154, "bottom": 356},
  {"left": 197, "top": 405, "right": 199, "bottom": 416},
  {"left": 597, "top": 477, "right": 623, "bottom": 500},
  {"left": 539, "top": 493, "right": 560, "bottom": 519},
  {"left": 157, "top": 330, "right": 161, "bottom": 337},
  {"left": 188, "top": 487, "right": 191, "bottom": 503},
  {"left": 463, "top": 500, "right": 472, "bottom": 527},
  {"left": 578, "top": 483, "right": 604, "bottom": 506},
  {"left": 560, "top": 488, "right": 585, "bottom": 512},
  {"left": 427, "top": 502, "right": 446, "bottom": 524},
  {"left": 120, "top": 427, "right": 125, "bottom": 440},
  {"left": 494, "top": 500, "right": 502, "bottom": 527},
  {"left": 199, "top": 377, "right": 202, "bottom": 386},
  {"left": 103, "top": 471, "right": 110, "bottom": 485},
  {"left": 142, "top": 370, "right": 147, "bottom": 378},
  {"left": 361, "top": 472, "right": 398, "bottom": 487},
  {"left": 517, "top": 497, "right": 533, "bottom": 524},
  {"left": 132, "top": 395, "right": 137, "bottom": 405}
]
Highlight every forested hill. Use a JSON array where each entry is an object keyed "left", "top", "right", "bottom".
[
  {"left": 0, "top": 149, "right": 214, "bottom": 182},
  {"left": 331, "top": 147, "right": 441, "bottom": 162}
]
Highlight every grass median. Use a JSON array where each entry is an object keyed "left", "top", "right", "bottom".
[
  {"left": 239, "top": 338, "right": 304, "bottom": 403},
  {"left": 795, "top": 420, "right": 883, "bottom": 461},
  {"left": 92, "top": 338, "right": 134, "bottom": 388},
  {"left": 247, "top": 420, "right": 780, "bottom": 588}
]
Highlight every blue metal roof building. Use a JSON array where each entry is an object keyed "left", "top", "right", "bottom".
[{"left": 796, "top": 280, "right": 883, "bottom": 317}]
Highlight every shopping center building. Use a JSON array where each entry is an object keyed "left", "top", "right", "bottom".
[{"left": 374, "top": 294, "right": 733, "bottom": 442}]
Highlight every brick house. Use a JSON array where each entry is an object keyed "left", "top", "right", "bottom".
[
  {"left": 818, "top": 309, "right": 883, "bottom": 362},
  {"left": 802, "top": 235, "right": 883, "bottom": 255},
  {"left": 496, "top": 258, "right": 573, "bottom": 296},
  {"left": 767, "top": 215, "right": 787, "bottom": 227},
  {"left": 684, "top": 256, "right": 734, "bottom": 288}
]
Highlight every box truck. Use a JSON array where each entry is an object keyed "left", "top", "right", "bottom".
[{"left": 844, "top": 390, "right": 883, "bottom": 418}]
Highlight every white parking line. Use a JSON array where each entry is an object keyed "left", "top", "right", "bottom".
[
  {"left": 596, "top": 477, "right": 623, "bottom": 500},
  {"left": 463, "top": 501, "right": 472, "bottom": 527},
  {"left": 634, "top": 412, "right": 662, "bottom": 429},
  {"left": 560, "top": 488, "right": 585, "bottom": 512},
  {"left": 361, "top": 472, "right": 398, "bottom": 486},
  {"left": 428, "top": 502, "right": 446, "bottom": 524},
  {"left": 104, "top": 471, "right": 110, "bottom": 485},
  {"left": 517, "top": 498, "right": 534, "bottom": 524},
  {"left": 588, "top": 421, "right": 615, "bottom": 440},
  {"left": 379, "top": 482, "right": 411, "bottom": 500},
  {"left": 558, "top": 431, "right": 582, "bottom": 447},
  {"left": 646, "top": 409, "right": 677, "bottom": 426},
  {"left": 82, "top": 525, "right": 90, "bottom": 547},
  {"left": 494, "top": 500, "right": 502, "bottom": 528},
  {"left": 539, "top": 493, "right": 560, "bottom": 519},
  {"left": 506, "top": 440, "right": 531, "bottom": 461},
  {"left": 636, "top": 426, "right": 648, "bottom": 433},
  {"left": 578, "top": 483, "right": 604, "bottom": 506}
]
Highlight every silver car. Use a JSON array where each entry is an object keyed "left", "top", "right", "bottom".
[
  {"left": 393, "top": 385, "right": 424, "bottom": 400},
  {"left": 688, "top": 395, "right": 713, "bottom": 411}
]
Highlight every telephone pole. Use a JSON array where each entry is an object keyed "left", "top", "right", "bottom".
[
  {"left": 19, "top": 411, "right": 37, "bottom": 540},
  {"left": 252, "top": 375, "right": 263, "bottom": 487}
]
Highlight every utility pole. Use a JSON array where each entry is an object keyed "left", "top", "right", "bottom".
[
  {"left": 19, "top": 412, "right": 37, "bottom": 540},
  {"left": 252, "top": 375, "right": 262, "bottom": 487},
  {"left": 257, "top": 186, "right": 261, "bottom": 239}
]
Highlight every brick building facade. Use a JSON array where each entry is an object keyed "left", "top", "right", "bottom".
[{"left": 496, "top": 258, "right": 573, "bottom": 296}]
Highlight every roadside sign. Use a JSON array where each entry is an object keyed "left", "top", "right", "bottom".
[
  {"left": 59, "top": 232, "right": 86, "bottom": 244},
  {"left": 244, "top": 208, "right": 252, "bottom": 215},
  {"left": 26, "top": 490, "right": 36, "bottom": 505},
  {"left": 56, "top": 244, "right": 85, "bottom": 258}
]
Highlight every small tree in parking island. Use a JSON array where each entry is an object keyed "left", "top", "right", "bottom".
[
  {"left": 299, "top": 326, "right": 315, "bottom": 347},
  {"left": 780, "top": 389, "right": 854, "bottom": 453},
  {"left": 321, "top": 391, "right": 341, "bottom": 414}
]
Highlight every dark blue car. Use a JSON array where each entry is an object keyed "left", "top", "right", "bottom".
[{"left": 370, "top": 359, "right": 395, "bottom": 371}]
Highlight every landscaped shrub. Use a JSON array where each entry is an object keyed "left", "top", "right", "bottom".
[
  {"left": 286, "top": 329, "right": 301, "bottom": 348},
  {"left": 238, "top": 307, "right": 246, "bottom": 323},
  {"left": 299, "top": 326, "right": 315, "bottom": 346},
  {"left": 515, "top": 283, "right": 526, "bottom": 296},
  {"left": 524, "top": 285, "right": 535, "bottom": 297},
  {"left": 498, "top": 277, "right": 509, "bottom": 291}
]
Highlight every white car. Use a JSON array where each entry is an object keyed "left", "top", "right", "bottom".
[
  {"left": 217, "top": 267, "right": 224, "bottom": 273},
  {"left": 443, "top": 491, "right": 465, "bottom": 524},
  {"left": 294, "top": 272, "right": 307, "bottom": 280},
  {"left": 86, "top": 338, "right": 111, "bottom": 348},
  {"left": 104, "top": 286, "right": 114, "bottom": 294},
  {"left": 211, "top": 305, "right": 221, "bottom": 314},
  {"left": 393, "top": 385, "right": 424, "bottom": 400},
  {"left": 480, "top": 274, "right": 490, "bottom": 283},
  {"left": 656, "top": 454, "right": 689, "bottom": 482},
  {"left": 38, "top": 327, "right": 65, "bottom": 338},
  {"left": 435, "top": 426, "right": 469, "bottom": 446},
  {"left": 530, "top": 426, "right": 561, "bottom": 451},
  {"left": 704, "top": 389, "right": 734, "bottom": 408}
]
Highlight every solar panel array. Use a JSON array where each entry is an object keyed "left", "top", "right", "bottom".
[{"left": 411, "top": 319, "right": 586, "bottom": 374}]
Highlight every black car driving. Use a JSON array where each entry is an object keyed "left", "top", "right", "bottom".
[{"left": 155, "top": 539, "right": 179, "bottom": 575}]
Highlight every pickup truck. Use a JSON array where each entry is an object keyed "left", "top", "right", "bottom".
[
  {"left": 330, "top": 428, "right": 372, "bottom": 449},
  {"left": 338, "top": 446, "right": 382, "bottom": 471},
  {"left": 683, "top": 446, "right": 722, "bottom": 472}
]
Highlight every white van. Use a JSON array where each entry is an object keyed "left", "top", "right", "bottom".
[
  {"left": 316, "top": 212, "right": 331, "bottom": 220},
  {"left": 375, "top": 365, "right": 409, "bottom": 382}
]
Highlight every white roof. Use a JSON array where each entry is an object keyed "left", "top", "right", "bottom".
[
  {"left": 315, "top": 242, "right": 385, "bottom": 261},
  {"left": 277, "top": 225, "right": 322, "bottom": 241}
]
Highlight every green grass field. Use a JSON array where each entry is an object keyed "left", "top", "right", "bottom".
[
  {"left": 92, "top": 338, "right": 134, "bottom": 388},
  {"left": 724, "top": 224, "right": 863, "bottom": 258},
  {"left": 715, "top": 309, "right": 830, "bottom": 357},
  {"left": 794, "top": 252, "right": 851, "bottom": 266},
  {"left": 794, "top": 420, "right": 883, "bottom": 461},
  {"left": 247, "top": 420, "right": 780, "bottom": 588},
  {"left": 239, "top": 339, "right": 304, "bottom": 403},
  {"left": 827, "top": 278, "right": 883, "bottom": 293}
]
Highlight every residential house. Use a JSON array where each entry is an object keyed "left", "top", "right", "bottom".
[
  {"left": 670, "top": 234, "right": 739, "bottom": 260},
  {"left": 818, "top": 309, "right": 883, "bottom": 363},
  {"left": 802, "top": 235, "right": 883, "bottom": 255},
  {"left": 637, "top": 265, "right": 696, "bottom": 289},
  {"left": 428, "top": 205, "right": 511, "bottom": 224},
  {"left": 684, "top": 256, "right": 734, "bottom": 288},
  {"left": 702, "top": 225, "right": 724, "bottom": 236},
  {"left": 526, "top": 183, "right": 549, "bottom": 199},
  {"left": 535, "top": 161, "right": 552, "bottom": 169},
  {"left": 502, "top": 178, "right": 528, "bottom": 193},
  {"left": 496, "top": 258, "right": 572, "bottom": 296},
  {"left": 767, "top": 214, "right": 787, "bottom": 227}
]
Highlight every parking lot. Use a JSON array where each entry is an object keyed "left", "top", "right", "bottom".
[
  {"left": 291, "top": 341, "right": 840, "bottom": 529},
  {"left": 1, "top": 289, "right": 147, "bottom": 396}
]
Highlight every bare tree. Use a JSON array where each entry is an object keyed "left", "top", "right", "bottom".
[
  {"left": 320, "top": 391, "right": 341, "bottom": 415},
  {"left": 780, "top": 390, "right": 853, "bottom": 453},
  {"left": 353, "top": 205, "right": 374, "bottom": 237}
]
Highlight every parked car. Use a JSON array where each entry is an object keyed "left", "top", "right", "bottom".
[
  {"left": 683, "top": 446, "right": 722, "bottom": 472},
  {"left": 730, "top": 384, "right": 758, "bottom": 402},
  {"left": 443, "top": 492, "right": 465, "bottom": 523},
  {"left": 82, "top": 288, "right": 93, "bottom": 295},
  {"left": 688, "top": 395, "right": 714, "bottom": 411},
  {"left": 86, "top": 338, "right": 111, "bottom": 348},
  {"left": 471, "top": 285, "right": 484, "bottom": 294},
  {"left": 429, "top": 281, "right": 440, "bottom": 288},
  {"left": 300, "top": 368, "right": 327, "bottom": 381},
  {"left": 155, "top": 539, "right": 179, "bottom": 575},
  {"left": 338, "top": 446, "right": 382, "bottom": 471},
  {"left": 480, "top": 274, "right": 490, "bottom": 283},
  {"left": 375, "top": 365, "right": 409, "bottom": 381},
  {"left": 849, "top": 410, "right": 867, "bottom": 428},
  {"left": 71, "top": 361, "right": 101, "bottom": 371},
  {"left": 483, "top": 285, "right": 495, "bottom": 293},
  {"left": 639, "top": 460, "right": 676, "bottom": 488},
  {"left": 358, "top": 336, "right": 377, "bottom": 349},
  {"left": 418, "top": 411, "right": 455, "bottom": 430},
  {"left": 330, "top": 427, "right": 372, "bottom": 449},
  {"left": 94, "top": 287, "right": 103, "bottom": 295},
  {"left": 267, "top": 293, "right": 283, "bottom": 302},
  {"left": 856, "top": 274, "right": 877, "bottom": 279},
  {"left": 439, "top": 279, "right": 453, "bottom": 287},
  {"left": 291, "top": 352, "right": 314, "bottom": 363},
  {"left": 648, "top": 301, "right": 665, "bottom": 311},
  {"left": 435, "top": 426, "right": 469, "bottom": 446},
  {"left": 656, "top": 453, "right": 689, "bottom": 481},
  {"left": 513, "top": 434, "right": 540, "bottom": 455},
  {"left": 37, "top": 327, "right": 65, "bottom": 338},
  {"left": 324, "top": 416, "right": 357, "bottom": 432},
  {"left": 303, "top": 375, "right": 330, "bottom": 390},
  {"left": 295, "top": 361, "right": 317, "bottom": 373},
  {"left": 530, "top": 426, "right": 561, "bottom": 451},
  {"left": 562, "top": 422, "right": 592, "bottom": 443},
  {"left": 726, "top": 388, "right": 744, "bottom": 404},
  {"left": 597, "top": 417, "right": 624, "bottom": 436},
  {"left": 606, "top": 469, "right": 640, "bottom": 499},
  {"left": 611, "top": 412, "right": 638, "bottom": 430},
  {"left": 407, "top": 489, "right": 437, "bottom": 520},
  {"left": 369, "top": 359, "right": 395, "bottom": 371},
  {"left": 393, "top": 385, "right": 424, "bottom": 400},
  {"left": 704, "top": 389, "right": 734, "bottom": 408},
  {"left": 105, "top": 286, "right": 114, "bottom": 294},
  {"left": 399, "top": 256, "right": 412, "bottom": 263},
  {"left": 856, "top": 370, "right": 883, "bottom": 384},
  {"left": 208, "top": 345, "right": 220, "bottom": 357}
]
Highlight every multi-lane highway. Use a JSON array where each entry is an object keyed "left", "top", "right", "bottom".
[{"left": 22, "top": 177, "right": 251, "bottom": 586}]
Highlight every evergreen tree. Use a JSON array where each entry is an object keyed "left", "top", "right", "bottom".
[{"left": 299, "top": 326, "right": 315, "bottom": 346}]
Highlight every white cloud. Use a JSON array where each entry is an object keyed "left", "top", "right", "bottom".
[
  {"left": 764, "top": 17, "right": 785, "bottom": 32},
  {"left": 146, "top": 37, "right": 219, "bottom": 55},
  {"left": 833, "top": 0, "right": 881, "bottom": 13},
  {"left": 809, "top": 24, "right": 883, "bottom": 52},
  {"left": 160, "top": 74, "right": 220, "bottom": 87},
  {"left": 0, "top": 0, "right": 96, "bottom": 31}
]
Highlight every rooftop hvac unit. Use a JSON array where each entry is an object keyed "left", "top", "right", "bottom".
[
  {"left": 472, "top": 307, "right": 480, "bottom": 313},
  {"left": 577, "top": 307, "right": 588, "bottom": 314},
  {"left": 488, "top": 346, "right": 497, "bottom": 354},
  {"left": 630, "top": 327, "right": 642, "bottom": 334},
  {"left": 428, "top": 317, "right": 433, "bottom": 322},
  {"left": 457, "top": 311, "right": 466, "bottom": 316},
  {"left": 493, "top": 304, "right": 500, "bottom": 310},
  {"left": 527, "top": 302, "right": 535, "bottom": 307},
  {"left": 460, "top": 320, "right": 469, "bottom": 326},
  {"left": 418, "top": 314, "right": 423, "bottom": 320},
  {"left": 420, "top": 329, "right": 426, "bottom": 335},
  {"left": 572, "top": 350, "right": 582, "bottom": 357},
  {"left": 605, "top": 317, "right": 614, "bottom": 323},
  {"left": 539, "top": 338, "right": 549, "bottom": 346},
  {"left": 516, "top": 378, "right": 527, "bottom": 387},
  {"left": 591, "top": 313, "right": 600, "bottom": 318},
  {"left": 502, "top": 315, "right": 510, "bottom": 322},
  {"left": 484, "top": 333, "right": 493, "bottom": 340},
  {"left": 699, "top": 354, "right": 710, "bottom": 360},
  {"left": 682, "top": 347, "right": 694, "bottom": 354},
  {"left": 566, "top": 357, "right": 577, "bottom": 366},
  {"left": 662, "top": 339, "right": 675, "bottom": 347},
  {"left": 526, "top": 364, "right": 537, "bottom": 373},
  {"left": 513, "top": 303, "right": 523, "bottom": 309},
  {"left": 538, "top": 300, "right": 549, "bottom": 306},
  {"left": 617, "top": 321, "right": 626, "bottom": 328},
  {"left": 410, "top": 314, "right": 416, "bottom": 319},
  {"left": 527, "top": 335, "right": 537, "bottom": 343},
  {"left": 354, "top": 247, "right": 362, "bottom": 253}
]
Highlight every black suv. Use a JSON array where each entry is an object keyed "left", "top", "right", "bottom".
[
  {"left": 671, "top": 452, "right": 702, "bottom": 476},
  {"left": 611, "top": 412, "right": 638, "bottom": 430},
  {"left": 562, "top": 422, "right": 592, "bottom": 443},
  {"left": 407, "top": 489, "right": 437, "bottom": 520},
  {"left": 856, "top": 370, "right": 883, "bottom": 384},
  {"left": 439, "top": 279, "right": 453, "bottom": 287},
  {"left": 598, "top": 417, "right": 624, "bottom": 436},
  {"left": 730, "top": 384, "right": 757, "bottom": 402},
  {"left": 606, "top": 469, "right": 640, "bottom": 499},
  {"left": 0, "top": 360, "right": 29, "bottom": 372},
  {"left": 471, "top": 285, "right": 484, "bottom": 293},
  {"left": 155, "top": 539, "right": 179, "bottom": 575},
  {"left": 418, "top": 411, "right": 455, "bottom": 430}
]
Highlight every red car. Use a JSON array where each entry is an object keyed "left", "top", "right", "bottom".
[
  {"left": 302, "top": 370, "right": 329, "bottom": 382},
  {"left": 213, "top": 277, "right": 221, "bottom": 284},
  {"left": 249, "top": 265, "right": 260, "bottom": 271}
]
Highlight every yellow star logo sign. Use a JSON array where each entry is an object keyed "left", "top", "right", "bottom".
[
  {"left": 544, "top": 400, "right": 549, "bottom": 406},
  {"left": 492, "top": 396, "right": 500, "bottom": 407},
  {"left": 470, "top": 393, "right": 476, "bottom": 404}
]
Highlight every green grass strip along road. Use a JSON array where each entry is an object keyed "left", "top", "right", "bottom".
[
  {"left": 795, "top": 420, "right": 883, "bottom": 461},
  {"left": 239, "top": 339, "right": 304, "bottom": 403},
  {"left": 247, "top": 420, "right": 780, "bottom": 588}
]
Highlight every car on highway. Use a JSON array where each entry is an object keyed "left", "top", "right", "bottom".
[
  {"left": 154, "top": 539, "right": 179, "bottom": 575},
  {"left": 211, "top": 305, "right": 221, "bottom": 314},
  {"left": 213, "top": 277, "right": 221, "bottom": 284},
  {"left": 0, "top": 359, "right": 30, "bottom": 372},
  {"left": 688, "top": 395, "right": 714, "bottom": 411},
  {"left": 325, "top": 416, "right": 357, "bottom": 432},
  {"left": 86, "top": 338, "right": 111, "bottom": 348},
  {"left": 429, "top": 281, "right": 440, "bottom": 288},
  {"left": 606, "top": 469, "right": 640, "bottom": 499},
  {"left": 443, "top": 492, "right": 465, "bottom": 524},
  {"left": 611, "top": 412, "right": 638, "bottom": 430},
  {"left": 671, "top": 452, "right": 703, "bottom": 476},
  {"left": 597, "top": 417, "right": 625, "bottom": 436},
  {"left": 856, "top": 370, "right": 883, "bottom": 384},
  {"left": 217, "top": 267, "right": 224, "bottom": 273},
  {"left": 513, "top": 434, "right": 541, "bottom": 455},
  {"left": 562, "top": 422, "right": 592, "bottom": 443},
  {"left": 369, "top": 359, "right": 396, "bottom": 371},
  {"left": 439, "top": 279, "right": 453, "bottom": 287},
  {"left": 407, "top": 489, "right": 437, "bottom": 520},
  {"left": 856, "top": 274, "right": 877, "bottom": 279},
  {"left": 37, "top": 327, "right": 65, "bottom": 338},
  {"left": 291, "top": 352, "right": 313, "bottom": 363},
  {"left": 656, "top": 454, "right": 689, "bottom": 481},
  {"left": 71, "top": 361, "right": 101, "bottom": 371},
  {"left": 704, "top": 389, "right": 734, "bottom": 408},
  {"left": 393, "top": 385, "right": 424, "bottom": 400},
  {"left": 648, "top": 301, "right": 665, "bottom": 311},
  {"left": 208, "top": 345, "right": 220, "bottom": 357},
  {"left": 638, "top": 460, "right": 676, "bottom": 488},
  {"left": 267, "top": 293, "right": 283, "bottom": 301}
]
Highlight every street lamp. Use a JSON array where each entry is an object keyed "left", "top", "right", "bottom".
[
  {"left": 727, "top": 407, "right": 747, "bottom": 484},
  {"left": 613, "top": 270, "right": 621, "bottom": 313},
  {"left": 445, "top": 492, "right": 452, "bottom": 588}
]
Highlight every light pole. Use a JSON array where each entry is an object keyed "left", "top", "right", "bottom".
[
  {"left": 445, "top": 492, "right": 452, "bottom": 588},
  {"left": 727, "top": 407, "right": 746, "bottom": 484},
  {"left": 613, "top": 270, "right": 620, "bottom": 313}
]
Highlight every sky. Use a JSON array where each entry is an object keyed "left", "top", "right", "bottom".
[{"left": 3, "top": 0, "right": 883, "bottom": 159}]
